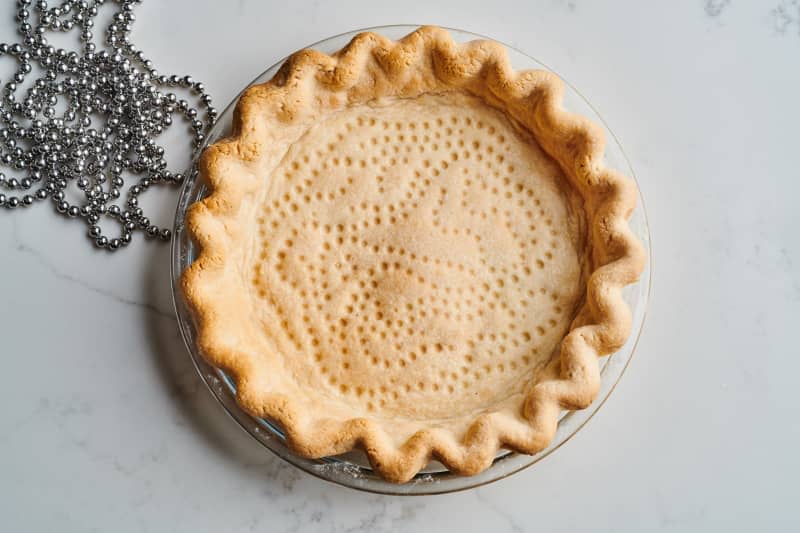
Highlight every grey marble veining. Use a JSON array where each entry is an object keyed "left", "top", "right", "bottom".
[{"left": 1, "top": 1, "right": 798, "bottom": 531}]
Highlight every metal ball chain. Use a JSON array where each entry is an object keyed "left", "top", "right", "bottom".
[{"left": 0, "top": 0, "right": 216, "bottom": 251}]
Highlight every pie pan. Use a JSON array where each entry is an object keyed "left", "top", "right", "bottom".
[{"left": 171, "top": 25, "right": 651, "bottom": 495}]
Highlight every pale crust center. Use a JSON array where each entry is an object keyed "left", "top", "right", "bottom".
[{"left": 246, "top": 93, "right": 585, "bottom": 421}]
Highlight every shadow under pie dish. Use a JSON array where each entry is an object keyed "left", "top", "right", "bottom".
[{"left": 181, "top": 26, "right": 646, "bottom": 483}]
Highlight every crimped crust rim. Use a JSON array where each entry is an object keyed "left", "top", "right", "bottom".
[{"left": 181, "top": 26, "right": 645, "bottom": 483}]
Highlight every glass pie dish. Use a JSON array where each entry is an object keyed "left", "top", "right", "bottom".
[{"left": 170, "top": 25, "right": 651, "bottom": 495}]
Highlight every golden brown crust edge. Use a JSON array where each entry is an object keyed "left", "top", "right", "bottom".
[{"left": 181, "top": 26, "right": 646, "bottom": 483}]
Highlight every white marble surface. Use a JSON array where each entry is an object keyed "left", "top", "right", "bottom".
[{"left": 1, "top": 0, "right": 799, "bottom": 531}]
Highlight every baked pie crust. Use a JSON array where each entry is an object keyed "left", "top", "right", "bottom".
[{"left": 182, "top": 26, "right": 645, "bottom": 483}]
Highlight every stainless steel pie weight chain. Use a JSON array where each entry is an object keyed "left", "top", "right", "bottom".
[{"left": 0, "top": 0, "right": 216, "bottom": 251}]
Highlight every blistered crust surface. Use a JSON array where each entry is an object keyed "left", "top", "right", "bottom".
[
  {"left": 247, "top": 92, "right": 586, "bottom": 424},
  {"left": 182, "top": 26, "right": 645, "bottom": 483}
]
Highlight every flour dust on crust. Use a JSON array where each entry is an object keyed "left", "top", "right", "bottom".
[{"left": 181, "top": 26, "right": 646, "bottom": 483}]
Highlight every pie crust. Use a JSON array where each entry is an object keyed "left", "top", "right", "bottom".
[{"left": 181, "top": 26, "right": 645, "bottom": 483}]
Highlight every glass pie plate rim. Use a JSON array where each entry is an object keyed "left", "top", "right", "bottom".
[{"left": 170, "top": 24, "right": 652, "bottom": 496}]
